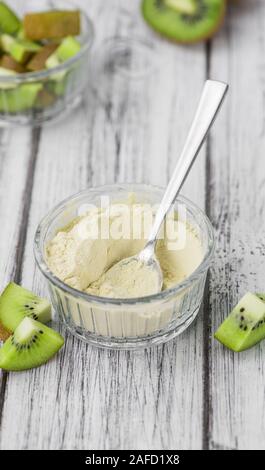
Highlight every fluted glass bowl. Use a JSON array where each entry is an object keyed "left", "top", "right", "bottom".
[
  {"left": 34, "top": 184, "right": 214, "bottom": 349},
  {"left": 0, "top": 0, "right": 93, "bottom": 126}
]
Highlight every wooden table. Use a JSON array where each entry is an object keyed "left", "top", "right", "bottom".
[{"left": 0, "top": 0, "right": 264, "bottom": 450}]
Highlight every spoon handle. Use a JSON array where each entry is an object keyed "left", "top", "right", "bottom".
[{"left": 147, "top": 79, "right": 228, "bottom": 247}]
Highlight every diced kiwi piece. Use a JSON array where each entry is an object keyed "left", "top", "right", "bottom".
[
  {"left": 0, "top": 33, "right": 15, "bottom": 53},
  {"left": 46, "top": 78, "right": 66, "bottom": 97},
  {"left": 24, "top": 10, "right": 80, "bottom": 41},
  {"left": 0, "top": 317, "right": 64, "bottom": 371},
  {"left": 27, "top": 43, "right": 58, "bottom": 71},
  {"left": 0, "top": 1, "right": 21, "bottom": 35},
  {"left": 141, "top": 0, "right": 226, "bottom": 43},
  {"left": 16, "top": 27, "right": 25, "bottom": 40},
  {"left": 0, "top": 282, "right": 51, "bottom": 334},
  {"left": 34, "top": 88, "right": 56, "bottom": 109},
  {"left": 214, "top": 293, "right": 265, "bottom": 352},
  {"left": 10, "top": 39, "right": 41, "bottom": 64},
  {"left": 45, "top": 36, "right": 80, "bottom": 90},
  {"left": 53, "top": 36, "right": 81, "bottom": 62},
  {"left": 0, "top": 66, "right": 16, "bottom": 89},
  {"left": 0, "top": 54, "right": 25, "bottom": 73},
  {"left": 46, "top": 36, "right": 81, "bottom": 69},
  {"left": 0, "top": 82, "right": 42, "bottom": 112}
]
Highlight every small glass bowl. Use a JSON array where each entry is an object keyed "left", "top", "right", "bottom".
[
  {"left": 0, "top": 0, "right": 93, "bottom": 126},
  {"left": 34, "top": 184, "right": 215, "bottom": 349}
]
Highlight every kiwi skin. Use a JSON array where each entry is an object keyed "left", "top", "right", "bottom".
[
  {"left": 141, "top": 0, "right": 227, "bottom": 44},
  {"left": 0, "top": 323, "right": 10, "bottom": 342}
]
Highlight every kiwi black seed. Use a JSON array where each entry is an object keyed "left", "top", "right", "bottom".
[{"left": 141, "top": 0, "right": 227, "bottom": 44}]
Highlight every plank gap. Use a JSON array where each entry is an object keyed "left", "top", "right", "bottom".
[{"left": 202, "top": 39, "right": 213, "bottom": 451}]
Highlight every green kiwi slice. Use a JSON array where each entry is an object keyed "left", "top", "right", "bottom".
[
  {"left": 0, "top": 282, "right": 51, "bottom": 335},
  {"left": 0, "top": 317, "right": 64, "bottom": 371},
  {"left": 46, "top": 36, "right": 81, "bottom": 68},
  {"left": 0, "top": 34, "right": 15, "bottom": 54},
  {"left": 10, "top": 39, "right": 41, "bottom": 64},
  {"left": 0, "top": 1, "right": 21, "bottom": 35},
  {"left": 0, "top": 66, "right": 17, "bottom": 89},
  {"left": 141, "top": 0, "right": 226, "bottom": 43},
  {"left": 214, "top": 293, "right": 265, "bottom": 352},
  {"left": 0, "top": 83, "right": 42, "bottom": 112}
]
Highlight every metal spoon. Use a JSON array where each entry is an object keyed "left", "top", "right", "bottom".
[{"left": 105, "top": 80, "right": 228, "bottom": 298}]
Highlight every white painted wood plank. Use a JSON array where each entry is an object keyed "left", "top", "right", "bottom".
[
  {"left": 209, "top": 0, "right": 265, "bottom": 450},
  {"left": 0, "top": 126, "right": 34, "bottom": 401},
  {"left": 0, "top": 128, "right": 33, "bottom": 290},
  {"left": 0, "top": 0, "right": 207, "bottom": 450}
]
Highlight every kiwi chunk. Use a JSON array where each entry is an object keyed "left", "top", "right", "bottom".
[
  {"left": 0, "top": 83, "right": 42, "bottom": 112},
  {"left": 0, "top": 54, "right": 25, "bottom": 73},
  {"left": 34, "top": 88, "right": 56, "bottom": 109},
  {"left": 0, "top": 282, "right": 51, "bottom": 334},
  {"left": 214, "top": 293, "right": 265, "bottom": 352},
  {"left": 10, "top": 39, "right": 41, "bottom": 64},
  {"left": 27, "top": 43, "right": 58, "bottom": 71},
  {"left": 24, "top": 10, "right": 80, "bottom": 41},
  {"left": 53, "top": 36, "right": 81, "bottom": 62},
  {"left": 0, "top": 1, "right": 21, "bottom": 35},
  {"left": 0, "top": 33, "right": 15, "bottom": 53},
  {"left": 0, "top": 66, "right": 16, "bottom": 89},
  {"left": 141, "top": 0, "right": 226, "bottom": 43},
  {"left": 0, "top": 317, "right": 64, "bottom": 371},
  {"left": 46, "top": 36, "right": 81, "bottom": 67},
  {"left": 46, "top": 78, "right": 66, "bottom": 97}
]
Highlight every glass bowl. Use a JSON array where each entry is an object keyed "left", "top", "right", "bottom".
[
  {"left": 0, "top": 0, "right": 93, "bottom": 126},
  {"left": 34, "top": 184, "right": 215, "bottom": 349}
]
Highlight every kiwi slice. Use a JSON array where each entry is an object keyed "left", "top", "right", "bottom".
[
  {"left": 16, "top": 27, "right": 26, "bottom": 41},
  {"left": 141, "top": 0, "right": 226, "bottom": 43},
  {"left": 53, "top": 36, "right": 81, "bottom": 62},
  {"left": 27, "top": 43, "right": 58, "bottom": 72},
  {"left": 46, "top": 36, "right": 81, "bottom": 68},
  {"left": 0, "top": 82, "right": 42, "bottom": 112},
  {"left": 214, "top": 293, "right": 265, "bottom": 352},
  {"left": 0, "top": 33, "right": 15, "bottom": 53},
  {"left": 23, "top": 10, "right": 80, "bottom": 41},
  {"left": 46, "top": 78, "right": 66, "bottom": 97},
  {"left": 0, "top": 66, "right": 17, "bottom": 89},
  {"left": 34, "top": 88, "right": 56, "bottom": 109},
  {"left": 10, "top": 39, "right": 41, "bottom": 64},
  {"left": 0, "top": 1, "right": 21, "bottom": 35},
  {"left": 0, "top": 282, "right": 51, "bottom": 335},
  {"left": 0, "top": 317, "right": 64, "bottom": 371},
  {"left": 0, "top": 54, "right": 25, "bottom": 73}
]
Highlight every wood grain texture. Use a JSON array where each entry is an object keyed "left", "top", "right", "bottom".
[
  {"left": 1, "top": 0, "right": 264, "bottom": 451},
  {"left": 208, "top": 0, "right": 265, "bottom": 450},
  {"left": 0, "top": 0, "right": 208, "bottom": 450},
  {"left": 0, "top": 126, "right": 40, "bottom": 427}
]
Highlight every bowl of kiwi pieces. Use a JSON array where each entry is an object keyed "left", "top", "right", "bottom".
[
  {"left": 141, "top": 0, "right": 227, "bottom": 43},
  {"left": 0, "top": 0, "right": 93, "bottom": 125}
]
